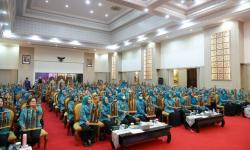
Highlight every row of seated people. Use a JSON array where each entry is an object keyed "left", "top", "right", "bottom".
[
  {"left": 0, "top": 84, "right": 48, "bottom": 150},
  {"left": 45, "top": 81, "right": 249, "bottom": 147}
]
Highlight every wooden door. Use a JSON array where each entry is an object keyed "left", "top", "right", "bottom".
[{"left": 187, "top": 68, "right": 197, "bottom": 88}]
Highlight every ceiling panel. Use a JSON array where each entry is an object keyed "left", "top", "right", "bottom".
[{"left": 30, "top": 0, "right": 132, "bottom": 24}]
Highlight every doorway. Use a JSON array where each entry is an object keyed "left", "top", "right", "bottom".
[{"left": 187, "top": 68, "right": 197, "bottom": 87}]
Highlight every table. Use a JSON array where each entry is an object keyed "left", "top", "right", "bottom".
[
  {"left": 111, "top": 122, "right": 171, "bottom": 150},
  {"left": 185, "top": 114, "right": 225, "bottom": 133},
  {"left": 244, "top": 107, "right": 250, "bottom": 118}
]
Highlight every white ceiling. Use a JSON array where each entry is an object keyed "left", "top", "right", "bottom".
[
  {"left": 1, "top": 0, "right": 250, "bottom": 51},
  {"left": 30, "top": 0, "right": 132, "bottom": 24}
]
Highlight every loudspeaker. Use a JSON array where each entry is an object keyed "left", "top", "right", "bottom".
[{"left": 158, "top": 77, "right": 163, "bottom": 85}]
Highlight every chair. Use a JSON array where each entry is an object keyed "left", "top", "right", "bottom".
[
  {"left": 64, "top": 97, "right": 70, "bottom": 129},
  {"left": 73, "top": 103, "right": 104, "bottom": 145},
  {"left": 53, "top": 92, "right": 59, "bottom": 117},
  {"left": 0, "top": 108, "right": 17, "bottom": 144}
]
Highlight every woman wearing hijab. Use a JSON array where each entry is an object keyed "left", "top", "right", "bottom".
[
  {"left": 79, "top": 96, "right": 97, "bottom": 147},
  {"left": 0, "top": 97, "right": 12, "bottom": 148}
]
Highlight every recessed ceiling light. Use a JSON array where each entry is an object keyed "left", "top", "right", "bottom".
[
  {"left": 124, "top": 40, "right": 131, "bottom": 46},
  {"left": 156, "top": 28, "right": 168, "bottom": 36},
  {"left": 29, "top": 35, "right": 42, "bottom": 41},
  {"left": 2, "top": 30, "right": 16, "bottom": 38},
  {"left": 181, "top": 0, "right": 185, "bottom": 4},
  {"left": 166, "top": 35, "right": 169, "bottom": 38},
  {"left": 90, "top": 10, "right": 94, "bottom": 14},
  {"left": 106, "top": 44, "right": 120, "bottom": 50},
  {"left": 49, "top": 38, "right": 62, "bottom": 43},
  {"left": 137, "top": 35, "right": 148, "bottom": 42},
  {"left": 1, "top": 11, "right": 7, "bottom": 15},
  {"left": 85, "top": 0, "right": 91, "bottom": 5},
  {"left": 105, "top": 14, "right": 109, "bottom": 17},
  {"left": 190, "top": 29, "right": 193, "bottom": 31},
  {"left": 65, "top": 4, "right": 69, "bottom": 8},
  {"left": 69, "top": 40, "right": 81, "bottom": 45},
  {"left": 55, "top": 44, "right": 58, "bottom": 47},
  {"left": 45, "top": 0, "right": 49, "bottom": 3},
  {"left": 94, "top": 49, "right": 97, "bottom": 51},
  {"left": 73, "top": 47, "right": 77, "bottom": 49},
  {"left": 165, "top": 15, "right": 170, "bottom": 19},
  {"left": 144, "top": 8, "right": 149, "bottom": 12},
  {"left": 2, "top": 22, "right": 8, "bottom": 26},
  {"left": 98, "top": 2, "right": 102, "bottom": 6}
]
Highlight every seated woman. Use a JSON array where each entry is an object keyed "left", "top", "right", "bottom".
[
  {"left": 100, "top": 96, "right": 116, "bottom": 138},
  {"left": 0, "top": 97, "right": 12, "bottom": 148},
  {"left": 68, "top": 94, "right": 80, "bottom": 135},
  {"left": 117, "top": 93, "right": 136, "bottom": 125},
  {"left": 79, "top": 96, "right": 97, "bottom": 147},
  {"left": 219, "top": 89, "right": 229, "bottom": 106},
  {"left": 19, "top": 97, "right": 43, "bottom": 146},
  {"left": 163, "top": 92, "right": 181, "bottom": 126},
  {"left": 135, "top": 92, "right": 148, "bottom": 122}
]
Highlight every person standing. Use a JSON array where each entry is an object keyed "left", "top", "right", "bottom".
[{"left": 23, "top": 77, "right": 31, "bottom": 91}]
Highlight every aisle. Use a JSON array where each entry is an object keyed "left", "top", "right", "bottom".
[{"left": 36, "top": 103, "right": 250, "bottom": 150}]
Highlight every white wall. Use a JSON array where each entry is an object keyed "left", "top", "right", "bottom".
[
  {"left": 161, "top": 32, "right": 204, "bottom": 69},
  {"left": 122, "top": 48, "right": 141, "bottom": 72},
  {"left": 0, "top": 43, "right": 19, "bottom": 69},
  {"left": 243, "top": 21, "right": 250, "bottom": 63},
  {"left": 34, "top": 46, "right": 84, "bottom": 73},
  {"left": 94, "top": 53, "right": 109, "bottom": 72},
  {"left": 200, "top": 21, "right": 242, "bottom": 89},
  {"left": 0, "top": 70, "right": 18, "bottom": 84},
  {"left": 18, "top": 47, "right": 35, "bottom": 84}
]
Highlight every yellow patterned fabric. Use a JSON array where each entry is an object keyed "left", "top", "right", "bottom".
[
  {"left": 41, "top": 129, "right": 48, "bottom": 137},
  {"left": 8, "top": 131, "right": 16, "bottom": 142},
  {"left": 73, "top": 122, "right": 82, "bottom": 131},
  {"left": 74, "top": 103, "right": 82, "bottom": 122},
  {"left": 162, "top": 111, "right": 170, "bottom": 116}
]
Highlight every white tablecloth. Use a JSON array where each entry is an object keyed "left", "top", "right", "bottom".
[
  {"left": 186, "top": 112, "right": 220, "bottom": 127},
  {"left": 244, "top": 107, "right": 250, "bottom": 118},
  {"left": 112, "top": 122, "right": 167, "bottom": 149}
]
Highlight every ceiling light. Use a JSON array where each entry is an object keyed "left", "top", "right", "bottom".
[
  {"left": 124, "top": 40, "right": 131, "bottom": 46},
  {"left": 49, "top": 38, "right": 62, "bottom": 43},
  {"left": 65, "top": 4, "right": 69, "bottom": 8},
  {"left": 69, "top": 40, "right": 81, "bottom": 45},
  {"left": 106, "top": 44, "right": 120, "bottom": 50},
  {"left": 73, "top": 47, "right": 76, "bottom": 49},
  {"left": 94, "top": 49, "right": 97, "bottom": 51},
  {"left": 1, "top": 22, "right": 9, "bottom": 26},
  {"left": 181, "top": 0, "right": 185, "bottom": 4},
  {"left": 190, "top": 29, "right": 193, "bottom": 31},
  {"left": 98, "top": 2, "right": 102, "bottom": 6},
  {"left": 90, "top": 10, "right": 94, "bottom": 14},
  {"left": 2, "top": 30, "right": 16, "bottom": 38},
  {"left": 45, "top": 0, "right": 49, "bottom": 3},
  {"left": 1, "top": 10, "right": 7, "bottom": 15},
  {"left": 29, "top": 35, "right": 42, "bottom": 41},
  {"left": 144, "top": 8, "right": 149, "bottom": 12},
  {"left": 137, "top": 35, "right": 148, "bottom": 42},
  {"left": 156, "top": 28, "right": 168, "bottom": 36},
  {"left": 165, "top": 15, "right": 170, "bottom": 19},
  {"left": 240, "top": 0, "right": 247, "bottom": 4},
  {"left": 105, "top": 14, "right": 109, "bottom": 17},
  {"left": 85, "top": 0, "right": 91, "bottom": 5}
]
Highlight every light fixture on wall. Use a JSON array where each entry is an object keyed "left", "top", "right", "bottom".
[
  {"left": 28, "top": 35, "right": 43, "bottom": 41},
  {"left": 69, "top": 40, "right": 81, "bottom": 45},
  {"left": 137, "top": 35, "right": 148, "bottom": 42},
  {"left": 49, "top": 38, "right": 62, "bottom": 43}
]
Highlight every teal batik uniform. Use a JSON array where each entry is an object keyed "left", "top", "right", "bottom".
[
  {"left": 79, "top": 96, "right": 96, "bottom": 146},
  {"left": 0, "top": 108, "right": 11, "bottom": 134},
  {"left": 135, "top": 93, "right": 148, "bottom": 121},
  {"left": 19, "top": 106, "right": 43, "bottom": 130},
  {"left": 164, "top": 92, "right": 174, "bottom": 113}
]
